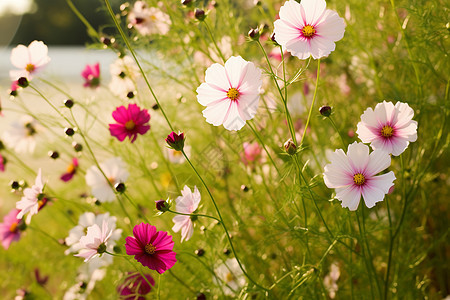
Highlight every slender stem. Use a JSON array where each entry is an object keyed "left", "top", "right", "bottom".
[
  {"left": 356, "top": 209, "right": 375, "bottom": 300},
  {"left": 28, "top": 225, "right": 61, "bottom": 246},
  {"left": 202, "top": 21, "right": 226, "bottom": 63},
  {"left": 149, "top": 132, "right": 180, "bottom": 192},
  {"left": 167, "top": 209, "right": 220, "bottom": 222},
  {"left": 281, "top": 47, "right": 297, "bottom": 145},
  {"left": 157, "top": 274, "right": 161, "bottom": 300},
  {"left": 384, "top": 197, "right": 394, "bottom": 299},
  {"left": 362, "top": 205, "right": 382, "bottom": 297},
  {"left": 122, "top": 193, "right": 150, "bottom": 223},
  {"left": 103, "top": 0, "right": 174, "bottom": 131},
  {"left": 181, "top": 150, "right": 268, "bottom": 291},
  {"left": 328, "top": 116, "right": 346, "bottom": 149},
  {"left": 66, "top": 0, "right": 100, "bottom": 39},
  {"left": 300, "top": 59, "right": 320, "bottom": 146}
]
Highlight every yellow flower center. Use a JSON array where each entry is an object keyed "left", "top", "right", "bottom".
[
  {"left": 227, "top": 88, "right": 240, "bottom": 101},
  {"left": 302, "top": 25, "right": 316, "bottom": 38},
  {"left": 381, "top": 125, "right": 394, "bottom": 138},
  {"left": 9, "top": 222, "right": 18, "bottom": 233},
  {"left": 66, "top": 163, "right": 76, "bottom": 174},
  {"left": 125, "top": 120, "right": 136, "bottom": 131},
  {"left": 25, "top": 63, "right": 36, "bottom": 73},
  {"left": 144, "top": 243, "right": 156, "bottom": 255},
  {"left": 353, "top": 173, "right": 365, "bottom": 186}
]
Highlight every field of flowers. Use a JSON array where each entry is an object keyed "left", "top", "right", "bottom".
[{"left": 0, "top": 0, "right": 448, "bottom": 299}]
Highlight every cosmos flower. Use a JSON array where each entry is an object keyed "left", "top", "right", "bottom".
[
  {"left": 85, "top": 157, "right": 129, "bottom": 202},
  {"left": 323, "top": 142, "right": 396, "bottom": 211},
  {"left": 109, "top": 104, "right": 151, "bottom": 143},
  {"left": 109, "top": 56, "right": 140, "bottom": 98},
  {"left": 323, "top": 263, "right": 340, "bottom": 299},
  {"left": 61, "top": 158, "right": 79, "bottom": 182},
  {"left": 241, "top": 142, "right": 262, "bottom": 166},
  {"left": 125, "top": 223, "right": 177, "bottom": 274},
  {"left": 117, "top": 272, "right": 155, "bottom": 300},
  {"left": 196, "top": 56, "right": 262, "bottom": 131},
  {"left": 213, "top": 258, "right": 246, "bottom": 296},
  {"left": 2, "top": 115, "right": 39, "bottom": 154},
  {"left": 273, "top": 0, "right": 345, "bottom": 60},
  {"left": 172, "top": 186, "right": 201, "bottom": 242},
  {"left": 356, "top": 101, "right": 418, "bottom": 156},
  {"left": 81, "top": 63, "right": 100, "bottom": 88},
  {"left": 0, "top": 209, "right": 23, "bottom": 249},
  {"left": 16, "top": 168, "right": 45, "bottom": 223},
  {"left": 63, "top": 267, "right": 106, "bottom": 300},
  {"left": 10, "top": 40, "right": 51, "bottom": 80},
  {"left": 128, "top": 1, "right": 171, "bottom": 36},
  {"left": 75, "top": 221, "right": 113, "bottom": 262},
  {"left": 65, "top": 212, "right": 122, "bottom": 257}
]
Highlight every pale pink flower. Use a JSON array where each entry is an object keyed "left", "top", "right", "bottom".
[
  {"left": 10, "top": 41, "right": 51, "bottom": 80},
  {"left": 356, "top": 101, "right": 418, "bottom": 156},
  {"left": 16, "top": 169, "right": 45, "bottom": 223},
  {"left": 323, "top": 142, "right": 396, "bottom": 211},
  {"left": 128, "top": 1, "right": 171, "bottom": 36},
  {"left": 273, "top": 0, "right": 345, "bottom": 60},
  {"left": 196, "top": 56, "right": 262, "bottom": 131},
  {"left": 172, "top": 186, "right": 201, "bottom": 242},
  {"left": 241, "top": 142, "right": 262, "bottom": 166},
  {"left": 75, "top": 221, "right": 113, "bottom": 262}
]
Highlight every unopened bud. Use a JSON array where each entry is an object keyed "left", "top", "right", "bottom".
[
  {"left": 319, "top": 105, "right": 332, "bottom": 117},
  {"left": 115, "top": 182, "right": 126, "bottom": 193},
  {"left": 64, "top": 99, "right": 74, "bottom": 108},
  {"left": 155, "top": 199, "right": 169, "bottom": 212},
  {"left": 284, "top": 138, "right": 297, "bottom": 155},
  {"left": 65, "top": 128, "right": 75, "bottom": 136},
  {"left": 17, "top": 77, "right": 29, "bottom": 88},
  {"left": 194, "top": 8, "right": 206, "bottom": 21},
  {"left": 248, "top": 28, "right": 259, "bottom": 40},
  {"left": 48, "top": 151, "right": 60, "bottom": 159}
]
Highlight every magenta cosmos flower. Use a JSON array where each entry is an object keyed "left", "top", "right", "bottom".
[
  {"left": 117, "top": 272, "right": 155, "bottom": 300},
  {"left": 356, "top": 101, "right": 418, "bottom": 156},
  {"left": 273, "top": 0, "right": 345, "bottom": 60},
  {"left": 61, "top": 158, "right": 79, "bottom": 182},
  {"left": 125, "top": 223, "right": 177, "bottom": 274},
  {"left": 196, "top": 56, "right": 262, "bottom": 131},
  {"left": 109, "top": 104, "right": 150, "bottom": 143},
  {"left": 10, "top": 40, "right": 51, "bottom": 80},
  {"left": 323, "top": 142, "right": 396, "bottom": 211},
  {"left": 0, "top": 209, "right": 23, "bottom": 249},
  {"left": 81, "top": 63, "right": 100, "bottom": 88}
]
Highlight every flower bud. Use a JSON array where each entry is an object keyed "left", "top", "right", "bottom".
[
  {"left": 101, "top": 36, "right": 113, "bottom": 46},
  {"left": 72, "top": 142, "right": 83, "bottom": 152},
  {"left": 319, "top": 105, "right": 332, "bottom": 117},
  {"left": 195, "top": 248, "right": 205, "bottom": 257},
  {"left": 165, "top": 131, "right": 185, "bottom": 151},
  {"left": 196, "top": 293, "right": 206, "bottom": 300},
  {"left": 155, "top": 199, "right": 170, "bottom": 212},
  {"left": 223, "top": 248, "right": 231, "bottom": 255},
  {"left": 115, "top": 182, "right": 126, "bottom": 193},
  {"left": 17, "top": 77, "right": 29, "bottom": 88},
  {"left": 48, "top": 151, "right": 60, "bottom": 159},
  {"left": 65, "top": 128, "right": 75, "bottom": 136},
  {"left": 10, "top": 181, "right": 20, "bottom": 190},
  {"left": 270, "top": 32, "right": 279, "bottom": 46},
  {"left": 284, "top": 138, "right": 297, "bottom": 155},
  {"left": 127, "top": 91, "right": 135, "bottom": 99},
  {"left": 248, "top": 28, "right": 259, "bottom": 40},
  {"left": 64, "top": 99, "right": 74, "bottom": 108},
  {"left": 181, "top": 0, "right": 192, "bottom": 6},
  {"left": 194, "top": 8, "right": 206, "bottom": 21}
]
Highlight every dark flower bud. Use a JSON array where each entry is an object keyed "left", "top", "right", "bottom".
[
  {"left": 240, "top": 185, "right": 249, "bottom": 192},
  {"left": 101, "top": 36, "right": 112, "bottom": 46},
  {"left": 72, "top": 142, "right": 83, "bottom": 152},
  {"left": 284, "top": 138, "right": 297, "bottom": 155},
  {"left": 319, "top": 105, "right": 332, "bottom": 117},
  {"left": 10, "top": 181, "right": 20, "bottom": 190},
  {"left": 64, "top": 99, "right": 74, "bottom": 108},
  {"left": 65, "top": 128, "right": 75, "bottom": 136},
  {"left": 248, "top": 28, "right": 259, "bottom": 40},
  {"left": 48, "top": 151, "right": 60, "bottom": 159},
  {"left": 196, "top": 293, "right": 207, "bottom": 300},
  {"left": 194, "top": 8, "right": 206, "bottom": 21},
  {"left": 166, "top": 131, "right": 185, "bottom": 151},
  {"left": 10, "top": 90, "right": 18, "bottom": 97},
  {"left": 152, "top": 103, "right": 159, "bottom": 110},
  {"left": 223, "top": 248, "right": 231, "bottom": 255},
  {"left": 17, "top": 77, "right": 29, "bottom": 88},
  {"left": 155, "top": 199, "right": 170, "bottom": 212},
  {"left": 127, "top": 91, "right": 135, "bottom": 99},
  {"left": 113, "top": 245, "right": 122, "bottom": 253},
  {"left": 115, "top": 182, "right": 126, "bottom": 193},
  {"left": 270, "top": 32, "right": 279, "bottom": 46},
  {"left": 195, "top": 248, "right": 205, "bottom": 257},
  {"left": 181, "top": 0, "right": 192, "bottom": 6}
]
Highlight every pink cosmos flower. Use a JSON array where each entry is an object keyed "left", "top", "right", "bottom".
[
  {"left": 75, "top": 221, "right": 113, "bottom": 262},
  {"left": 61, "top": 158, "right": 79, "bottom": 182},
  {"left": 125, "top": 223, "right": 177, "bottom": 274},
  {"left": 109, "top": 104, "right": 151, "bottom": 143},
  {"left": 16, "top": 168, "right": 45, "bottom": 223},
  {"left": 128, "top": 1, "right": 171, "bottom": 36},
  {"left": 323, "top": 142, "right": 396, "bottom": 211},
  {"left": 241, "top": 142, "right": 262, "bottom": 166},
  {"left": 0, "top": 153, "right": 5, "bottom": 172},
  {"left": 10, "top": 40, "right": 51, "bottom": 80},
  {"left": 117, "top": 272, "right": 155, "bottom": 300},
  {"left": 196, "top": 56, "right": 262, "bottom": 131},
  {"left": 81, "top": 63, "right": 100, "bottom": 88},
  {"left": 273, "top": 0, "right": 345, "bottom": 60},
  {"left": 0, "top": 209, "right": 22, "bottom": 249},
  {"left": 356, "top": 101, "right": 418, "bottom": 156},
  {"left": 172, "top": 186, "right": 201, "bottom": 243}
]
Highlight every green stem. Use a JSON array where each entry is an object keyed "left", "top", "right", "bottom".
[
  {"left": 328, "top": 116, "right": 346, "bottom": 149},
  {"left": 356, "top": 209, "right": 375, "bottom": 300},
  {"left": 66, "top": 0, "right": 100, "bottom": 39},
  {"left": 202, "top": 21, "right": 226, "bottom": 63},
  {"left": 300, "top": 59, "right": 320, "bottom": 146},
  {"left": 384, "top": 197, "right": 394, "bottom": 299},
  {"left": 167, "top": 209, "right": 220, "bottom": 222},
  {"left": 362, "top": 205, "right": 382, "bottom": 298},
  {"left": 103, "top": 0, "right": 174, "bottom": 131}
]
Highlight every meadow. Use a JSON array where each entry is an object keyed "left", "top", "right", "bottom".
[{"left": 0, "top": 0, "right": 448, "bottom": 299}]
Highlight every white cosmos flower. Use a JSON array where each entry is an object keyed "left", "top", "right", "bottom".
[
  {"left": 128, "top": 1, "right": 171, "bottom": 36},
  {"left": 16, "top": 168, "right": 44, "bottom": 224},
  {"left": 10, "top": 40, "right": 51, "bottom": 80},
  {"left": 85, "top": 157, "right": 129, "bottom": 202},
  {"left": 109, "top": 56, "right": 140, "bottom": 98},
  {"left": 323, "top": 142, "right": 396, "bottom": 211},
  {"left": 2, "top": 115, "right": 39, "bottom": 154},
  {"left": 356, "top": 101, "right": 418, "bottom": 156},
  {"left": 213, "top": 258, "right": 246, "bottom": 296},
  {"left": 196, "top": 56, "right": 262, "bottom": 131},
  {"left": 63, "top": 264, "right": 106, "bottom": 300},
  {"left": 273, "top": 0, "right": 346, "bottom": 60},
  {"left": 172, "top": 185, "right": 201, "bottom": 242},
  {"left": 323, "top": 263, "right": 340, "bottom": 299},
  {"left": 75, "top": 221, "right": 113, "bottom": 262}
]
